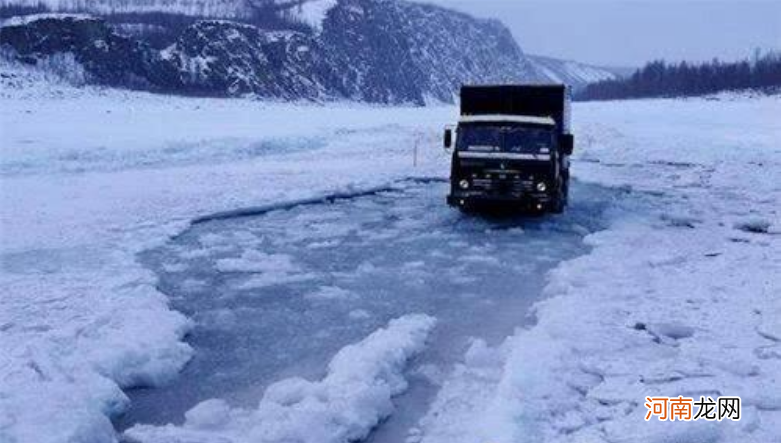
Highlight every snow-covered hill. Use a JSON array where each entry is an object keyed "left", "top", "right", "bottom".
[
  {"left": 0, "top": 1, "right": 550, "bottom": 103},
  {"left": 528, "top": 54, "right": 619, "bottom": 91}
]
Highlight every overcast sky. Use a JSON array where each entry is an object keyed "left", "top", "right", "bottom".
[{"left": 424, "top": 0, "right": 781, "bottom": 67}]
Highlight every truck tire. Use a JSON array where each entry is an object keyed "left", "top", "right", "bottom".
[
  {"left": 550, "top": 193, "right": 565, "bottom": 214},
  {"left": 549, "top": 178, "right": 567, "bottom": 214},
  {"left": 457, "top": 200, "right": 474, "bottom": 214}
]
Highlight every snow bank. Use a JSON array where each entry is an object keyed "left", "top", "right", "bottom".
[
  {"left": 415, "top": 95, "right": 781, "bottom": 442},
  {"left": 124, "top": 314, "right": 436, "bottom": 443},
  {"left": 0, "top": 260, "right": 194, "bottom": 443}
]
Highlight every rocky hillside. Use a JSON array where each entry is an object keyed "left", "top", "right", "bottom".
[
  {"left": 320, "top": 0, "right": 541, "bottom": 103},
  {"left": 0, "top": 15, "right": 182, "bottom": 89},
  {"left": 0, "top": 0, "right": 577, "bottom": 104}
]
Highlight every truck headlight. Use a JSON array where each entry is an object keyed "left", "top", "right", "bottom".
[
  {"left": 459, "top": 179, "right": 470, "bottom": 190},
  {"left": 536, "top": 182, "right": 547, "bottom": 192}
]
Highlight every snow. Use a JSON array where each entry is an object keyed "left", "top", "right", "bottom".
[
  {"left": 0, "top": 49, "right": 88, "bottom": 91},
  {"left": 305, "top": 285, "right": 356, "bottom": 301},
  {"left": 1, "top": 59, "right": 780, "bottom": 443},
  {"left": 0, "top": 0, "right": 337, "bottom": 24},
  {"left": 124, "top": 314, "right": 436, "bottom": 443},
  {"left": 215, "top": 250, "right": 299, "bottom": 274},
  {"left": 216, "top": 250, "right": 318, "bottom": 289},
  {"left": 0, "top": 0, "right": 250, "bottom": 19},
  {"left": 293, "top": 0, "right": 338, "bottom": 31},
  {"left": 0, "top": 12, "right": 93, "bottom": 27},
  {"left": 528, "top": 55, "right": 619, "bottom": 90}
]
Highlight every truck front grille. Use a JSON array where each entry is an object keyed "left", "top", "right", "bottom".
[{"left": 471, "top": 177, "right": 533, "bottom": 194}]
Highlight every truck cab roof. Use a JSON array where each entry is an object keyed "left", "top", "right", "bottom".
[{"left": 458, "top": 115, "right": 556, "bottom": 126}]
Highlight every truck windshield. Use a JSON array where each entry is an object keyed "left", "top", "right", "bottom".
[
  {"left": 457, "top": 126, "right": 502, "bottom": 152},
  {"left": 458, "top": 125, "right": 554, "bottom": 153}
]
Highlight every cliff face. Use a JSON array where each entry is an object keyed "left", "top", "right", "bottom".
[
  {"left": 168, "top": 21, "right": 335, "bottom": 99},
  {"left": 0, "top": 0, "right": 548, "bottom": 103},
  {"left": 321, "top": 0, "right": 543, "bottom": 104},
  {"left": 0, "top": 15, "right": 181, "bottom": 90}
]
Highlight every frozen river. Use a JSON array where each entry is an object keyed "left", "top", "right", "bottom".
[{"left": 116, "top": 179, "right": 619, "bottom": 441}]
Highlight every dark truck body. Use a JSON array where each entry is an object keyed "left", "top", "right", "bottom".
[{"left": 445, "top": 85, "right": 574, "bottom": 213}]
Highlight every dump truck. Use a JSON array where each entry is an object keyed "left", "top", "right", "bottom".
[{"left": 444, "top": 85, "right": 574, "bottom": 213}]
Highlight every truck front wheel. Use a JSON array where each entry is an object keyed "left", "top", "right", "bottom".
[
  {"left": 549, "top": 193, "right": 565, "bottom": 214},
  {"left": 549, "top": 180, "right": 567, "bottom": 214}
]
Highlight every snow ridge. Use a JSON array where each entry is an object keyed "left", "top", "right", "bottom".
[{"left": 124, "top": 314, "right": 437, "bottom": 443}]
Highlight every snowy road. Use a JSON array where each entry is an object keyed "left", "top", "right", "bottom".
[{"left": 117, "top": 180, "right": 619, "bottom": 441}]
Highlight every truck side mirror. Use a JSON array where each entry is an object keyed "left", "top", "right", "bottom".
[
  {"left": 560, "top": 134, "right": 574, "bottom": 156},
  {"left": 443, "top": 127, "right": 454, "bottom": 150}
]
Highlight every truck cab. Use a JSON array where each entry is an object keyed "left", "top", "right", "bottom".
[{"left": 444, "top": 85, "right": 574, "bottom": 213}]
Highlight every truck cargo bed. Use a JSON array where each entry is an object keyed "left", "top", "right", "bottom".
[{"left": 460, "top": 85, "right": 571, "bottom": 134}]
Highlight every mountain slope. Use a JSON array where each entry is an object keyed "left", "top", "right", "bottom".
[
  {"left": 1, "top": 1, "right": 549, "bottom": 103},
  {"left": 320, "top": 0, "right": 543, "bottom": 104},
  {"left": 529, "top": 54, "right": 618, "bottom": 91}
]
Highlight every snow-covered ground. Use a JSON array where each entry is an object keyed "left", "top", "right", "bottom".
[{"left": 1, "top": 64, "right": 779, "bottom": 443}]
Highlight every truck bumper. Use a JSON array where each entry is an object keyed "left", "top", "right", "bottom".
[{"left": 447, "top": 192, "right": 551, "bottom": 209}]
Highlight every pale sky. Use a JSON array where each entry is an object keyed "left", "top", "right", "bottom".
[{"left": 424, "top": 0, "right": 781, "bottom": 68}]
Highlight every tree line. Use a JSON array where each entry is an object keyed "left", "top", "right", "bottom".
[{"left": 577, "top": 52, "right": 781, "bottom": 101}]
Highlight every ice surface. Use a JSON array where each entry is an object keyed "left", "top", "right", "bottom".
[{"left": 117, "top": 181, "right": 616, "bottom": 440}]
